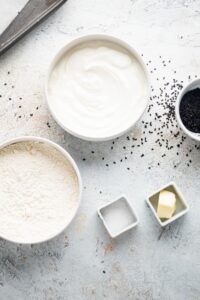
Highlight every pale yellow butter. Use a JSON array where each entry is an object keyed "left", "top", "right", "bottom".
[{"left": 157, "top": 190, "right": 176, "bottom": 219}]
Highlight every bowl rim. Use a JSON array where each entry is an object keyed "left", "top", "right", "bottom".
[
  {"left": 45, "top": 33, "right": 150, "bottom": 142},
  {"left": 0, "top": 136, "right": 82, "bottom": 244},
  {"left": 175, "top": 78, "right": 200, "bottom": 142}
]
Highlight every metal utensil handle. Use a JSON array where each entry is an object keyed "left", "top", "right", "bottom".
[{"left": 0, "top": 0, "right": 67, "bottom": 56}]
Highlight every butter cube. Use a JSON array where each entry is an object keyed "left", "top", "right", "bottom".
[{"left": 157, "top": 190, "right": 176, "bottom": 219}]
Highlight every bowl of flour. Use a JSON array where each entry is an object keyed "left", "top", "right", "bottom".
[
  {"left": 45, "top": 34, "right": 150, "bottom": 141},
  {"left": 0, "top": 136, "right": 82, "bottom": 244}
]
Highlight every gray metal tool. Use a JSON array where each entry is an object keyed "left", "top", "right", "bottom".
[{"left": 0, "top": 0, "right": 67, "bottom": 55}]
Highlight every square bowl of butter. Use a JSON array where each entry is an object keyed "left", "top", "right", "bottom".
[{"left": 146, "top": 182, "right": 189, "bottom": 227}]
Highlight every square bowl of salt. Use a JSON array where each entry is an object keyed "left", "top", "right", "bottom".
[
  {"left": 98, "top": 196, "right": 139, "bottom": 238},
  {"left": 146, "top": 182, "right": 189, "bottom": 227}
]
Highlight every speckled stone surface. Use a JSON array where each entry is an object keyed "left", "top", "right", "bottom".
[{"left": 0, "top": 1, "right": 200, "bottom": 299}]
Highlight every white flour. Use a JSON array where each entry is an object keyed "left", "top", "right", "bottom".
[{"left": 0, "top": 141, "right": 79, "bottom": 243}]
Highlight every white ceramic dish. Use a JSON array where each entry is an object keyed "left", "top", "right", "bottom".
[
  {"left": 146, "top": 182, "right": 189, "bottom": 227},
  {"left": 45, "top": 34, "right": 150, "bottom": 141},
  {"left": 98, "top": 196, "right": 139, "bottom": 238},
  {"left": 176, "top": 78, "right": 200, "bottom": 142},
  {"left": 0, "top": 136, "right": 82, "bottom": 244}
]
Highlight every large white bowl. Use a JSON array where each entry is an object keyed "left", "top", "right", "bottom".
[
  {"left": 45, "top": 34, "right": 150, "bottom": 141},
  {"left": 176, "top": 78, "right": 200, "bottom": 142},
  {"left": 0, "top": 136, "right": 82, "bottom": 244}
]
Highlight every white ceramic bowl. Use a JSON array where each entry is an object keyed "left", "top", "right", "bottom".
[
  {"left": 0, "top": 136, "right": 82, "bottom": 244},
  {"left": 45, "top": 34, "right": 150, "bottom": 141},
  {"left": 176, "top": 78, "right": 200, "bottom": 142},
  {"left": 146, "top": 182, "right": 189, "bottom": 227},
  {"left": 98, "top": 195, "right": 139, "bottom": 238}
]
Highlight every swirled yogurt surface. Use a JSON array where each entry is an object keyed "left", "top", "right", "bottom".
[{"left": 48, "top": 39, "right": 149, "bottom": 139}]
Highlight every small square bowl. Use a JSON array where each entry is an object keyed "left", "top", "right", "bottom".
[
  {"left": 146, "top": 182, "right": 189, "bottom": 227},
  {"left": 98, "top": 196, "right": 139, "bottom": 238}
]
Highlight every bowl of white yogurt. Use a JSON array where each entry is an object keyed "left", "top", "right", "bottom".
[
  {"left": 45, "top": 34, "right": 150, "bottom": 141},
  {"left": 0, "top": 136, "right": 82, "bottom": 244}
]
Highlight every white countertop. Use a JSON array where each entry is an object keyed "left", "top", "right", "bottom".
[{"left": 0, "top": 1, "right": 200, "bottom": 299}]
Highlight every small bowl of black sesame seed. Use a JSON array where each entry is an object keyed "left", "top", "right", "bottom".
[{"left": 176, "top": 78, "right": 200, "bottom": 142}]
